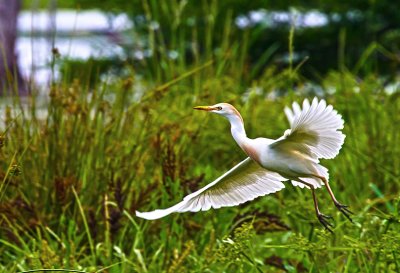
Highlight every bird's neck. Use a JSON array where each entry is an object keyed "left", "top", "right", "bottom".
[
  {"left": 227, "top": 114, "right": 249, "bottom": 146},
  {"left": 227, "top": 113, "right": 261, "bottom": 163}
]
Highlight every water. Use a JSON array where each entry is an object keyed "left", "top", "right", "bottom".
[
  {"left": 235, "top": 9, "right": 329, "bottom": 29},
  {"left": 17, "top": 9, "right": 337, "bottom": 86},
  {"left": 17, "top": 9, "right": 133, "bottom": 85}
]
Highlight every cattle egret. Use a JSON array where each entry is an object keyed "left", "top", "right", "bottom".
[{"left": 136, "top": 98, "right": 351, "bottom": 232}]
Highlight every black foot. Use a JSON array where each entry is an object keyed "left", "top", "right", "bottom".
[
  {"left": 317, "top": 213, "right": 334, "bottom": 233},
  {"left": 335, "top": 202, "right": 353, "bottom": 223}
]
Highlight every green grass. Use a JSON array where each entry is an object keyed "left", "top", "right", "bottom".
[{"left": 1, "top": 2, "right": 400, "bottom": 272}]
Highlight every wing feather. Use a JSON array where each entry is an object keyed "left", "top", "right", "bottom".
[
  {"left": 136, "top": 157, "right": 287, "bottom": 220},
  {"left": 274, "top": 97, "right": 345, "bottom": 160}
]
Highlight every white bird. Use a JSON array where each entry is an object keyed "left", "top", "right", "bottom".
[{"left": 136, "top": 98, "right": 351, "bottom": 232}]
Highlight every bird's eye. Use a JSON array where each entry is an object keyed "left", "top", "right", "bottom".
[{"left": 217, "top": 106, "right": 223, "bottom": 111}]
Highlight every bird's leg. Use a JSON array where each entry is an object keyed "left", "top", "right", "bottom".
[
  {"left": 297, "top": 179, "right": 333, "bottom": 233},
  {"left": 317, "top": 176, "right": 353, "bottom": 223}
]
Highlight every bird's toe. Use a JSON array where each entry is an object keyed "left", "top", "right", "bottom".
[
  {"left": 317, "top": 213, "right": 334, "bottom": 233},
  {"left": 335, "top": 202, "right": 354, "bottom": 223}
]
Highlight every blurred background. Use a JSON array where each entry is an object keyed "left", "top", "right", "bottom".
[
  {"left": 1, "top": 0, "right": 399, "bottom": 94},
  {"left": 1, "top": 0, "right": 399, "bottom": 272}
]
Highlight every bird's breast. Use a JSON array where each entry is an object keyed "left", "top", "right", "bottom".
[{"left": 240, "top": 143, "right": 262, "bottom": 165}]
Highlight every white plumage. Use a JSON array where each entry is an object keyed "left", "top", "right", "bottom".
[
  {"left": 281, "top": 98, "right": 345, "bottom": 159},
  {"left": 136, "top": 158, "right": 286, "bottom": 220},
  {"left": 270, "top": 98, "right": 345, "bottom": 188},
  {"left": 136, "top": 98, "right": 350, "bottom": 231}
]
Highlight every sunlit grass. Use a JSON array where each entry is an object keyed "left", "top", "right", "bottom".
[{"left": 1, "top": 1, "right": 400, "bottom": 272}]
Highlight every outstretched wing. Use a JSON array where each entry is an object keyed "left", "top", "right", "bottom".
[
  {"left": 136, "top": 157, "right": 287, "bottom": 220},
  {"left": 272, "top": 97, "right": 345, "bottom": 160}
]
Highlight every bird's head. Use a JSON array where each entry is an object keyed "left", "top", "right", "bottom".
[{"left": 194, "top": 103, "right": 243, "bottom": 123}]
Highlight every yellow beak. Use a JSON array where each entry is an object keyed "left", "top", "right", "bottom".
[{"left": 193, "top": 105, "right": 215, "bottom": 111}]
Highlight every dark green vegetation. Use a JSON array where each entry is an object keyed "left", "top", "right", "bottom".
[{"left": 2, "top": 1, "right": 400, "bottom": 272}]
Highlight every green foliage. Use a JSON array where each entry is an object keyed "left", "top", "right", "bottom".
[
  {"left": 2, "top": 1, "right": 400, "bottom": 272},
  {"left": 60, "top": 58, "right": 125, "bottom": 88},
  {"left": 1, "top": 63, "right": 399, "bottom": 272},
  {"left": 216, "top": 222, "right": 255, "bottom": 263}
]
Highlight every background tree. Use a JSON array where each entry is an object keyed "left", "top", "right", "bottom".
[{"left": 0, "top": 0, "right": 27, "bottom": 95}]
